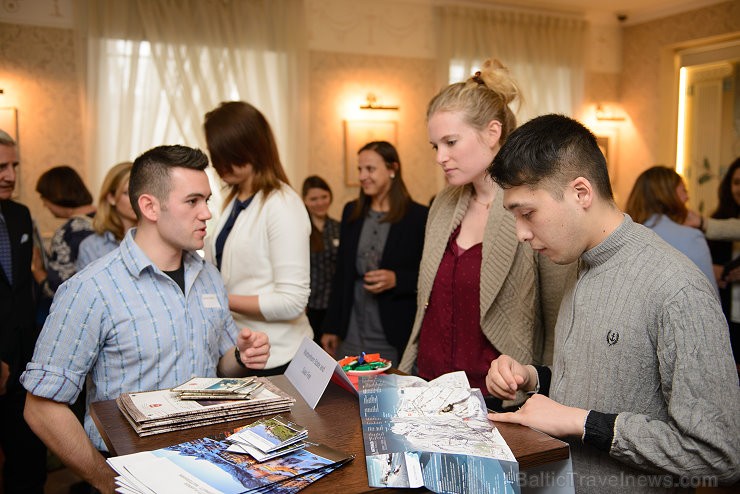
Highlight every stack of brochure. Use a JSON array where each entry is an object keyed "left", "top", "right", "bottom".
[
  {"left": 225, "top": 415, "right": 309, "bottom": 461},
  {"left": 107, "top": 426, "right": 354, "bottom": 494},
  {"left": 172, "top": 377, "right": 264, "bottom": 400},
  {"left": 116, "top": 377, "right": 295, "bottom": 436}
]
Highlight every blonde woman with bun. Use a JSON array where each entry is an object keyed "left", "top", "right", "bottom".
[
  {"left": 77, "top": 161, "right": 136, "bottom": 270},
  {"left": 398, "top": 60, "right": 571, "bottom": 407}
]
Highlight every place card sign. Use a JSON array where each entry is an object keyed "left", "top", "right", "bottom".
[{"left": 285, "top": 337, "right": 357, "bottom": 409}]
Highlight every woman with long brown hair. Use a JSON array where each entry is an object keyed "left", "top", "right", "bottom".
[
  {"left": 321, "top": 141, "right": 428, "bottom": 364},
  {"left": 707, "top": 157, "right": 740, "bottom": 362},
  {"left": 203, "top": 101, "right": 312, "bottom": 375}
]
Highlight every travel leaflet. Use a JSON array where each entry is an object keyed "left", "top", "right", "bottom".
[{"left": 357, "top": 371, "right": 519, "bottom": 494}]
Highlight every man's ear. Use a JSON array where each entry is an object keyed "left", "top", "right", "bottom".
[
  {"left": 570, "top": 177, "right": 594, "bottom": 209},
  {"left": 137, "top": 194, "right": 160, "bottom": 222}
]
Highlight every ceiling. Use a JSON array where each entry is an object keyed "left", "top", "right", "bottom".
[{"left": 471, "top": 0, "right": 730, "bottom": 24}]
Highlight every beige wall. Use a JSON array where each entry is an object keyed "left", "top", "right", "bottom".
[
  {"left": 308, "top": 51, "right": 439, "bottom": 219},
  {"left": 0, "top": 22, "right": 83, "bottom": 236},
  {"left": 2, "top": 0, "right": 739, "bottom": 230},
  {"left": 616, "top": 0, "right": 740, "bottom": 206}
]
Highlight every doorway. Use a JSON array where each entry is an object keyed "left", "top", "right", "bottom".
[{"left": 675, "top": 38, "right": 740, "bottom": 215}]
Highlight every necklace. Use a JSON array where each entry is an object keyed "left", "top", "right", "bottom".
[{"left": 472, "top": 195, "right": 492, "bottom": 209}]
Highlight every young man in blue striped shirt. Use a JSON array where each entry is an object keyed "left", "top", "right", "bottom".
[{"left": 21, "top": 145, "right": 271, "bottom": 494}]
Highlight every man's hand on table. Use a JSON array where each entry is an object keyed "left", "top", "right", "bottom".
[
  {"left": 486, "top": 354, "right": 588, "bottom": 438},
  {"left": 488, "top": 393, "right": 588, "bottom": 438}
]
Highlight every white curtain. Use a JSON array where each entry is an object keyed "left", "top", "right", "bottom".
[
  {"left": 436, "top": 4, "right": 587, "bottom": 125},
  {"left": 73, "top": 0, "right": 307, "bottom": 209}
]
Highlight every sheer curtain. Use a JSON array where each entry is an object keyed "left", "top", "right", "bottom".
[
  {"left": 73, "top": 0, "right": 307, "bottom": 211},
  {"left": 437, "top": 4, "right": 587, "bottom": 124}
]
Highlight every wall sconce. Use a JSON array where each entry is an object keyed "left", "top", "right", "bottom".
[
  {"left": 360, "top": 93, "right": 399, "bottom": 111},
  {"left": 595, "top": 103, "right": 625, "bottom": 122}
]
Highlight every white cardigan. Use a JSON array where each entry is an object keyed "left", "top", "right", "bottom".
[{"left": 204, "top": 184, "right": 313, "bottom": 368}]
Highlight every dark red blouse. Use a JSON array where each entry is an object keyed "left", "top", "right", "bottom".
[{"left": 417, "top": 226, "right": 500, "bottom": 391}]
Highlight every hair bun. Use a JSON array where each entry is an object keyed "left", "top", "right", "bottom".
[{"left": 473, "top": 58, "right": 520, "bottom": 107}]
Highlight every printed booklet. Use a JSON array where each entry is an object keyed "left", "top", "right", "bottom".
[
  {"left": 117, "top": 377, "right": 295, "bottom": 436},
  {"left": 227, "top": 415, "right": 308, "bottom": 455}
]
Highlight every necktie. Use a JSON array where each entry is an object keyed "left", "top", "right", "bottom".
[{"left": 0, "top": 214, "right": 12, "bottom": 285}]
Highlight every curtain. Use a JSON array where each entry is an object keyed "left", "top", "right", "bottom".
[
  {"left": 436, "top": 4, "right": 587, "bottom": 125},
  {"left": 73, "top": 0, "right": 307, "bottom": 209}
]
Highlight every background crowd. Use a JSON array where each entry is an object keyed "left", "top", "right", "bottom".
[{"left": 0, "top": 58, "right": 738, "bottom": 494}]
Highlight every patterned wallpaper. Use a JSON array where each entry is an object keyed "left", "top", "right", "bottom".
[
  {"left": 309, "top": 51, "right": 440, "bottom": 219},
  {"left": 0, "top": 21, "right": 83, "bottom": 236},
  {"left": 307, "top": 0, "right": 435, "bottom": 59},
  {"left": 2, "top": 0, "right": 738, "bottom": 227}
]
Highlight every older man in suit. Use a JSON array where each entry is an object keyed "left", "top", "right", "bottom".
[{"left": 0, "top": 129, "right": 46, "bottom": 493}]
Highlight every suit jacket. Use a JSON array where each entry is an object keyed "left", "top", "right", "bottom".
[
  {"left": 323, "top": 200, "right": 428, "bottom": 356},
  {"left": 0, "top": 199, "right": 37, "bottom": 392}
]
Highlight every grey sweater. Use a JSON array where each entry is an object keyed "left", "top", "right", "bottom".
[{"left": 552, "top": 215, "right": 739, "bottom": 493}]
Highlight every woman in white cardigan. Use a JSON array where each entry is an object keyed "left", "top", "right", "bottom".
[{"left": 203, "top": 101, "right": 313, "bottom": 374}]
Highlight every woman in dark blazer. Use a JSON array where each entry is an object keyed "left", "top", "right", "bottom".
[{"left": 321, "top": 141, "right": 428, "bottom": 364}]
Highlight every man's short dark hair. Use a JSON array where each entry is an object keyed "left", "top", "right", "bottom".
[
  {"left": 488, "top": 114, "right": 614, "bottom": 201},
  {"left": 129, "top": 145, "right": 209, "bottom": 218}
]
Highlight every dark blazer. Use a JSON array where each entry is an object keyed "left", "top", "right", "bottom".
[
  {"left": 323, "top": 200, "right": 428, "bottom": 356},
  {"left": 0, "top": 199, "right": 37, "bottom": 392}
]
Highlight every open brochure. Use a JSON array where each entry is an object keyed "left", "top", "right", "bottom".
[
  {"left": 107, "top": 427, "right": 353, "bottom": 494},
  {"left": 358, "top": 371, "right": 519, "bottom": 494}
]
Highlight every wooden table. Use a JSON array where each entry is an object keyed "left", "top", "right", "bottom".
[{"left": 91, "top": 375, "right": 569, "bottom": 493}]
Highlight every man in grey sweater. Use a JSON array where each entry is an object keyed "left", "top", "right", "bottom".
[{"left": 485, "top": 114, "right": 739, "bottom": 493}]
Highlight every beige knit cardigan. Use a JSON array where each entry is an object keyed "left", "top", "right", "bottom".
[{"left": 398, "top": 184, "right": 573, "bottom": 374}]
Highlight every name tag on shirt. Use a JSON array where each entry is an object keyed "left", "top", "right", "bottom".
[{"left": 201, "top": 294, "right": 221, "bottom": 309}]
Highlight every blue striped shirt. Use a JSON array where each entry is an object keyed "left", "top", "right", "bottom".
[
  {"left": 21, "top": 228, "right": 237, "bottom": 450},
  {"left": 76, "top": 230, "right": 120, "bottom": 271}
]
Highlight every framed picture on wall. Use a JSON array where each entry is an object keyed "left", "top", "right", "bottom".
[
  {"left": 595, "top": 128, "right": 618, "bottom": 184},
  {"left": 0, "top": 107, "right": 18, "bottom": 141},
  {"left": 344, "top": 120, "right": 398, "bottom": 186}
]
